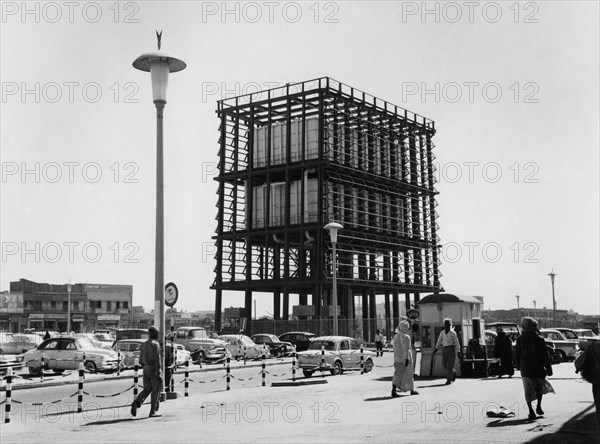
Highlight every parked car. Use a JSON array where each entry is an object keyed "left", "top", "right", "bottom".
[
  {"left": 486, "top": 322, "right": 521, "bottom": 342},
  {"left": 0, "top": 333, "right": 43, "bottom": 354},
  {"left": 485, "top": 330, "right": 561, "bottom": 365},
  {"left": 94, "top": 333, "right": 116, "bottom": 348},
  {"left": 170, "top": 326, "right": 229, "bottom": 362},
  {"left": 168, "top": 342, "right": 192, "bottom": 368},
  {"left": 278, "top": 331, "right": 316, "bottom": 352},
  {"left": 69, "top": 333, "right": 113, "bottom": 350},
  {"left": 539, "top": 329, "right": 579, "bottom": 362},
  {"left": 0, "top": 353, "right": 24, "bottom": 375},
  {"left": 573, "top": 329, "right": 599, "bottom": 349},
  {"left": 217, "top": 334, "right": 269, "bottom": 360},
  {"left": 21, "top": 336, "right": 123, "bottom": 374},
  {"left": 113, "top": 339, "right": 145, "bottom": 367},
  {"left": 251, "top": 334, "right": 295, "bottom": 357},
  {"left": 297, "top": 336, "right": 374, "bottom": 377}
]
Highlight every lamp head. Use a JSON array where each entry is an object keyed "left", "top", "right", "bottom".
[
  {"left": 324, "top": 222, "right": 343, "bottom": 244},
  {"left": 133, "top": 32, "right": 186, "bottom": 103}
]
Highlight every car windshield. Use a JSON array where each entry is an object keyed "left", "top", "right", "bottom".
[
  {"left": 189, "top": 330, "right": 207, "bottom": 339},
  {"left": 560, "top": 330, "right": 578, "bottom": 340},
  {"left": 577, "top": 330, "right": 595, "bottom": 338},
  {"left": 308, "top": 340, "right": 335, "bottom": 351}
]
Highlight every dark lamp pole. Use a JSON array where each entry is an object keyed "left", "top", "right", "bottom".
[{"left": 548, "top": 269, "right": 557, "bottom": 327}]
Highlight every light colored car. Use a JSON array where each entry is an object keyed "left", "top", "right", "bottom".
[
  {"left": 572, "top": 329, "right": 599, "bottom": 349},
  {"left": 22, "top": 336, "right": 123, "bottom": 374},
  {"left": 251, "top": 334, "right": 295, "bottom": 357},
  {"left": 217, "top": 334, "right": 269, "bottom": 360},
  {"left": 0, "top": 353, "right": 24, "bottom": 375},
  {"left": 0, "top": 333, "right": 43, "bottom": 354},
  {"left": 538, "top": 329, "right": 579, "bottom": 362},
  {"left": 297, "top": 336, "right": 375, "bottom": 377},
  {"left": 113, "top": 339, "right": 145, "bottom": 367},
  {"left": 169, "top": 342, "right": 192, "bottom": 367},
  {"left": 170, "top": 326, "right": 230, "bottom": 361}
]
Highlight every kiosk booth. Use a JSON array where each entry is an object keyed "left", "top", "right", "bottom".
[{"left": 417, "top": 293, "right": 485, "bottom": 378}]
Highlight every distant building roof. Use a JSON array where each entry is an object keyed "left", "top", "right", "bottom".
[{"left": 418, "top": 293, "right": 482, "bottom": 305}]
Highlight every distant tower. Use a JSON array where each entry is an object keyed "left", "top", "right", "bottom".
[{"left": 212, "top": 78, "right": 442, "bottom": 340}]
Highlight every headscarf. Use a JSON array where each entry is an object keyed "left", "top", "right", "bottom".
[
  {"left": 521, "top": 317, "right": 538, "bottom": 331},
  {"left": 396, "top": 320, "right": 410, "bottom": 334}
]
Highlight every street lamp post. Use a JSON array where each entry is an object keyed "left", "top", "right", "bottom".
[
  {"left": 548, "top": 269, "right": 557, "bottom": 327},
  {"left": 532, "top": 299, "right": 537, "bottom": 320},
  {"left": 324, "top": 222, "right": 343, "bottom": 336},
  {"left": 66, "top": 283, "right": 72, "bottom": 333},
  {"left": 515, "top": 294, "right": 520, "bottom": 322},
  {"left": 133, "top": 32, "right": 186, "bottom": 388}
]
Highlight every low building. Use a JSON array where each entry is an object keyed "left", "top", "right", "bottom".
[{"left": 1, "top": 278, "right": 133, "bottom": 333}]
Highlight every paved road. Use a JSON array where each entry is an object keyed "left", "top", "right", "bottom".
[{"left": 1, "top": 354, "right": 598, "bottom": 444}]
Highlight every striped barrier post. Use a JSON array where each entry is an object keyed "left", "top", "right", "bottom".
[
  {"left": 243, "top": 345, "right": 247, "bottom": 364},
  {"left": 117, "top": 352, "right": 121, "bottom": 376},
  {"left": 184, "top": 359, "right": 189, "bottom": 397},
  {"left": 360, "top": 345, "right": 364, "bottom": 375},
  {"left": 4, "top": 368, "right": 12, "bottom": 424},
  {"left": 40, "top": 352, "right": 45, "bottom": 382},
  {"left": 226, "top": 355, "right": 231, "bottom": 391},
  {"left": 133, "top": 358, "right": 139, "bottom": 400},
  {"left": 321, "top": 346, "right": 325, "bottom": 377},
  {"left": 261, "top": 355, "right": 266, "bottom": 387},
  {"left": 77, "top": 362, "right": 84, "bottom": 413},
  {"left": 82, "top": 352, "right": 86, "bottom": 379},
  {"left": 292, "top": 352, "right": 296, "bottom": 382}
]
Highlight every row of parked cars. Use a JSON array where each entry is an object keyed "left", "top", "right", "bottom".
[
  {"left": 484, "top": 322, "right": 599, "bottom": 364},
  {"left": 1, "top": 327, "right": 375, "bottom": 378}
]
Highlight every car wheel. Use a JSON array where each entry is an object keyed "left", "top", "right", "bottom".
[
  {"left": 85, "top": 361, "right": 97, "bottom": 373},
  {"left": 364, "top": 358, "right": 374, "bottom": 373},
  {"left": 29, "top": 366, "right": 42, "bottom": 376},
  {"left": 303, "top": 369, "right": 313, "bottom": 378},
  {"left": 559, "top": 350, "right": 568, "bottom": 363},
  {"left": 330, "top": 361, "right": 343, "bottom": 376}
]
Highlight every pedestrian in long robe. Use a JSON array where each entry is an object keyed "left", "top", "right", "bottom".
[
  {"left": 391, "top": 321, "right": 418, "bottom": 397},
  {"left": 515, "top": 317, "right": 554, "bottom": 421},
  {"left": 494, "top": 327, "right": 514, "bottom": 378}
]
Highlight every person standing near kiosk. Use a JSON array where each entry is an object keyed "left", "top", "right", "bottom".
[{"left": 433, "top": 318, "right": 461, "bottom": 385}]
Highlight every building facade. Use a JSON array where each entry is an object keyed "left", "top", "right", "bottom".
[
  {"left": 0, "top": 278, "right": 133, "bottom": 333},
  {"left": 213, "top": 78, "right": 442, "bottom": 340}
]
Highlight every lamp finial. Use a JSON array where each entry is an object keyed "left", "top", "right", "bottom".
[{"left": 156, "top": 30, "right": 162, "bottom": 50}]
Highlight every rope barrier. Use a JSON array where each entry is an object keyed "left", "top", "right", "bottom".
[{"left": 82, "top": 385, "right": 134, "bottom": 398}]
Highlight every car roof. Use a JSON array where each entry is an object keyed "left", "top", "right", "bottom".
[
  {"left": 116, "top": 338, "right": 146, "bottom": 343},
  {"left": 280, "top": 331, "right": 315, "bottom": 335}
]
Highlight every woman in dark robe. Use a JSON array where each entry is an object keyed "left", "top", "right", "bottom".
[{"left": 494, "top": 327, "right": 514, "bottom": 378}]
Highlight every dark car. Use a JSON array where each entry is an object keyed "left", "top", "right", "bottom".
[
  {"left": 251, "top": 334, "right": 295, "bottom": 357},
  {"left": 278, "top": 331, "right": 316, "bottom": 352}
]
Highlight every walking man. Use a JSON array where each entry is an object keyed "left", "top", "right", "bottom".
[
  {"left": 375, "top": 329, "right": 384, "bottom": 357},
  {"left": 130, "top": 326, "right": 162, "bottom": 418},
  {"left": 433, "top": 318, "right": 461, "bottom": 385}
]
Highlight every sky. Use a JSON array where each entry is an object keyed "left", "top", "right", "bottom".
[{"left": 1, "top": 1, "right": 599, "bottom": 318}]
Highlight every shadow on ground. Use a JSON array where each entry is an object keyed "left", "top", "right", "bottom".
[{"left": 524, "top": 405, "right": 599, "bottom": 444}]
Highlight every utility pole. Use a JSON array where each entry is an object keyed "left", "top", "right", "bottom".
[
  {"left": 515, "top": 294, "right": 520, "bottom": 322},
  {"left": 548, "top": 269, "right": 557, "bottom": 327}
]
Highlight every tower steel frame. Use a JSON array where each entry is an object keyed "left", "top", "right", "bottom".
[{"left": 212, "top": 77, "right": 442, "bottom": 339}]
